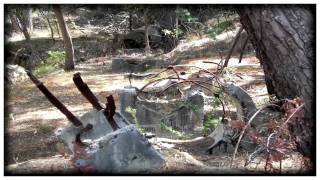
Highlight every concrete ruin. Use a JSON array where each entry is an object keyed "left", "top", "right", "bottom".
[
  {"left": 118, "top": 85, "right": 205, "bottom": 137},
  {"left": 27, "top": 72, "right": 165, "bottom": 174},
  {"left": 55, "top": 110, "right": 165, "bottom": 173}
]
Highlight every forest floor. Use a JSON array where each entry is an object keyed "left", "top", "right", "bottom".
[{"left": 5, "top": 51, "right": 308, "bottom": 175}]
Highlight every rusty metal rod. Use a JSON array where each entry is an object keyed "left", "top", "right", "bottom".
[
  {"left": 73, "top": 72, "right": 104, "bottom": 111},
  {"left": 26, "top": 71, "right": 83, "bottom": 127},
  {"left": 104, "top": 95, "right": 119, "bottom": 130}
]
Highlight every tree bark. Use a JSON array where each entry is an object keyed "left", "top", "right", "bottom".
[
  {"left": 53, "top": 5, "right": 75, "bottom": 71},
  {"left": 236, "top": 5, "right": 315, "bottom": 156}
]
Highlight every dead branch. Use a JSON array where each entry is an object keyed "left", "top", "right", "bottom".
[
  {"left": 222, "top": 26, "right": 244, "bottom": 68},
  {"left": 230, "top": 104, "right": 280, "bottom": 168},
  {"left": 238, "top": 36, "right": 249, "bottom": 63}
]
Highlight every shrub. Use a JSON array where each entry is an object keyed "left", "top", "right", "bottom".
[{"left": 33, "top": 50, "right": 65, "bottom": 76}]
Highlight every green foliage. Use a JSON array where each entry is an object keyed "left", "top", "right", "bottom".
[
  {"left": 125, "top": 106, "right": 145, "bottom": 133},
  {"left": 184, "top": 102, "right": 200, "bottom": 113},
  {"left": 203, "top": 90, "right": 224, "bottom": 135},
  {"left": 203, "top": 112, "right": 220, "bottom": 135},
  {"left": 160, "top": 122, "right": 190, "bottom": 139},
  {"left": 162, "top": 28, "right": 183, "bottom": 39},
  {"left": 34, "top": 50, "right": 65, "bottom": 76},
  {"left": 175, "top": 8, "right": 198, "bottom": 23},
  {"left": 205, "top": 20, "right": 235, "bottom": 39}
]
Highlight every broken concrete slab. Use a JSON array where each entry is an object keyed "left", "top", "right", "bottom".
[
  {"left": 6, "top": 64, "right": 28, "bottom": 85},
  {"left": 55, "top": 110, "right": 165, "bottom": 173},
  {"left": 74, "top": 125, "right": 165, "bottom": 173},
  {"left": 55, "top": 109, "right": 129, "bottom": 152}
]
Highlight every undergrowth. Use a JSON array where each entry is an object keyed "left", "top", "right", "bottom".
[
  {"left": 33, "top": 50, "right": 65, "bottom": 76},
  {"left": 125, "top": 106, "right": 145, "bottom": 133},
  {"left": 160, "top": 122, "right": 191, "bottom": 139}
]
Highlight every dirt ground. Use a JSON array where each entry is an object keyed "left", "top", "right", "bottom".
[{"left": 4, "top": 54, "right": 309, "bottom": 175}]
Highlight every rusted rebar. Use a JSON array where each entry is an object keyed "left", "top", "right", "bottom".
[
  {"left": 26, "top": 71, "right": 83, "bottom": 127},
  {"left": 73, "top": 72, "right": 104, "bottom": 111},
  {"left": 104, "top": 95, "right": 119, "bottom": 130}
]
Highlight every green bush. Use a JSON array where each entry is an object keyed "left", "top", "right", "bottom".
[{"left": 34, "top": 50, "right": 65, "bottom": 76}]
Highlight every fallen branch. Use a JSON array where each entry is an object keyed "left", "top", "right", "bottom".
[
  {"left": 222, "top": 26, "right": 244, "bottom": 68},
  {"left": 230, "top": 104, "right": 280, "bottom": 167},
  {"left": 238, "top": 36, "right": 249, "bottom": 63}
]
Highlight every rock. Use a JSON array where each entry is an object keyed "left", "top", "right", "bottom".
[
  {"left": 55, "top": 109, "right": 165, "bottom": 173},
  {"left": 111, "top": 57, "right": 167, "bottom": 73},
  {"left": 116, "top": 25, "right": 162, "bottom": 49},
  {"left": 223, "top": 83, "right": 258, "bottom": 123},
  {"left": 5, "top": 64, "right": 28, "bottom": 85},
  {"left": 207, "top": 84, "right": 282, "bottom": 153}
]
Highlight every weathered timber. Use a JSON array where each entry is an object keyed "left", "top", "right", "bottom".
[
  {"left": 73, "top": 72, "right": 103, "bottom": 110},
  {"left": 104, "top": 95, "right": 119, "bottom": 130},
  {"left": 26, "top": 71, "right": 83, "bottom": 127}
]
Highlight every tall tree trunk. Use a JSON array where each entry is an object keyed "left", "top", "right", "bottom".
[
  {"left": 236, "top": 5, "right": 315, "bottom": 157},
  {"left": 53, "top": 5, "right": 75, "bottom": 71},
  {"left": 26, "top": 6, "right": 33, "bottom": 34},
  {"left": 144, "top": 8, "right": 151, "bottom": 54},
  {"left": 40, "top": 10, "right": 55, "bottom": 41},
  {"left": 14, "top": 8, "right": 32, "bottom": 41}
]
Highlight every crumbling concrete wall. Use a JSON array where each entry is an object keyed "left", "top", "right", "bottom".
[
  {"left": 118, "top": 87, "right": 138, "bottom": 123},
  {"left": 118, "top": 87, "right": 205, "bottom": 135}
]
